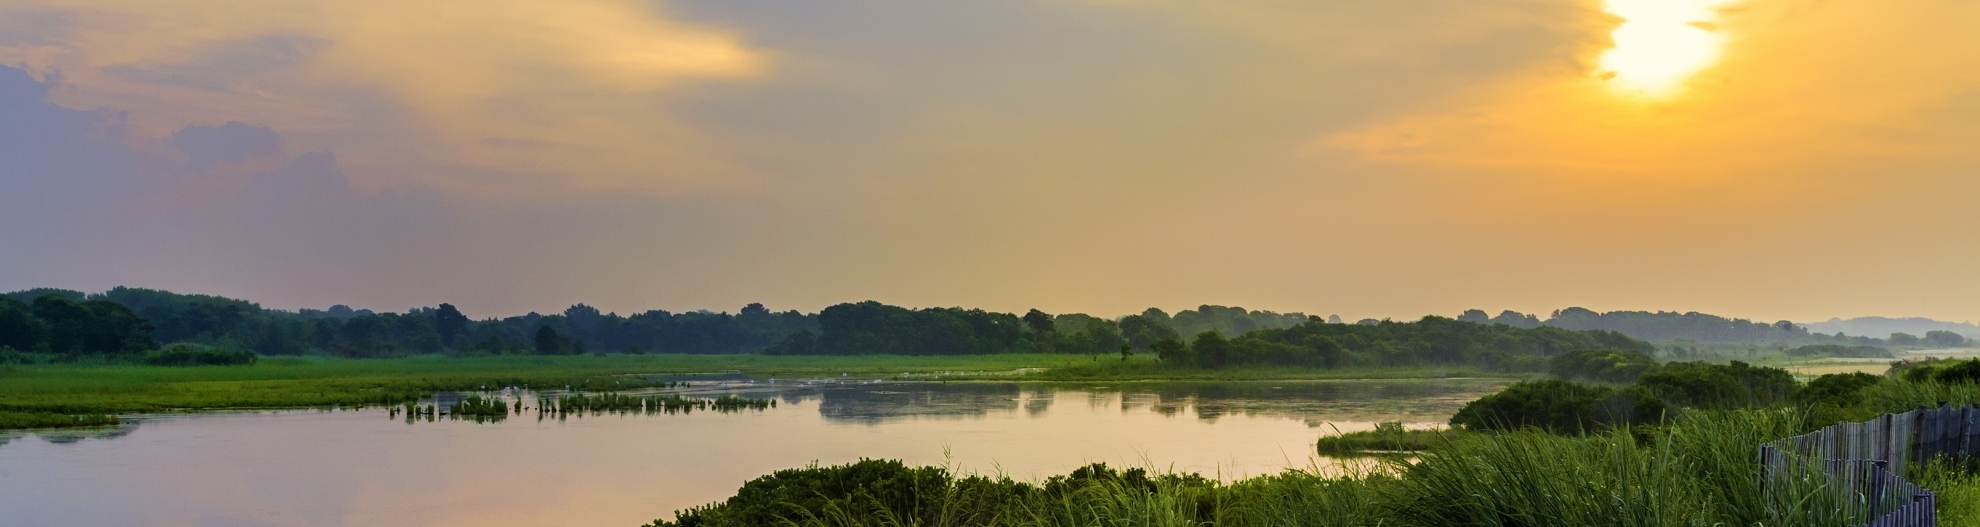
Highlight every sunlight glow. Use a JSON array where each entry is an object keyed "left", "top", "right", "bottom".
[{"left": 1599, "top": 0, "right": 1735, "bottom": 96}]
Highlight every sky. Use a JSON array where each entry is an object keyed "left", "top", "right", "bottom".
[{"left": 2, "top": 0, "right": 1977, "bottom": 322}]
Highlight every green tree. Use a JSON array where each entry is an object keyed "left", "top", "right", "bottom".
[
  {"left": 534, "top": 326, "right": 568, "bottom": 355},
  {"left": 433, "top": 303, "right": 470, "bottom": 347},
  {"left": 0, "top": 298, "right": 47, "bottom": 351},
  {"left": 1150, "top": 337, "right": 1188, "bottom": 364},
  {"left": 1022, "top": 309, "right": 1055, "bottom": 339},
  {"left": 1925, "top": 330, "right": 1969, "bottom": 348},
  {"left": 1118, "top": 314, "right": 1178, "bottom": 351},
  {"left": 1190, "top": 331, "right": 1231, "bottom": 369}
]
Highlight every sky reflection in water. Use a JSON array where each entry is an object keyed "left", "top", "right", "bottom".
[{"left": 0, "top": 378, "right": 1503, "bottom": 527}]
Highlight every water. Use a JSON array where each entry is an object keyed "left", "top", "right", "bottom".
[{"left": 0, "top": 378, "right": 1505, "bottom": 527}]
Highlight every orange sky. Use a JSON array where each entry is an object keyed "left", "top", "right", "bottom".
[{"left": 1, "top": 0, "right": 1975, "bottom": 322}]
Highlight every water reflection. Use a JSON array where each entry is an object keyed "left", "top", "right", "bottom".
[
  {"left": 0, "top": 420, "right": 140, "bottom": 446},
  {"left": 0, "top": 379, "right": 1507, "bottom": 527},
  {"left": 765, "top": 378, "right": 1501, "bottom": 427},
  {"left": 0, "top": 378, "right": 1502, "bottom": 445}
]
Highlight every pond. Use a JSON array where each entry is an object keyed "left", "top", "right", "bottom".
[{"left": 0, "top": 377, "right": 1506, "bottom": 527}]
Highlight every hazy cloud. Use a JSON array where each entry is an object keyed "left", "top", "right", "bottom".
[{"left": 2, "top": 0, "right": 1978, "bottom": 322}]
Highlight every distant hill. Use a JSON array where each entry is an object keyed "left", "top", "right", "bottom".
[{"left": 1800, "top": 317, "right": 1980, "bottom": 340}]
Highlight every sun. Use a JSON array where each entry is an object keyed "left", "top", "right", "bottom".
[{"left": 1599, "top": 0, "right": 1736, "bottom": 96}]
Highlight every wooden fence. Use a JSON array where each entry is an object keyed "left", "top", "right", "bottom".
[{"left": 1758, "top": 403, "right": 1979, "bottom": 527}]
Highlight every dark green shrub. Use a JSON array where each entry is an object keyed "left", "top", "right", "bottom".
[
  {"left": 1793, "top": 372, "right": 1883, "bottom": 406},
  {"left": 1548, "top": 348, "right": 1660, "bottom": 383},
  {"left": 1933, "top": 358, "right": 1980, "bottom": 384},
  {"left": 1449, "top": 380, "right": 1664, "bottom": 434},
  {"left": 1637, "top": 361, "right": 1796, "bottom": 408},
  {"left": 654, "top": 458, "right": 1030, "bottom": 527}
]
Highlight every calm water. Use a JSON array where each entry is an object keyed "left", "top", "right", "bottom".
[{"left": 0, "top": 378, "right": 1504, "bottom": 527}]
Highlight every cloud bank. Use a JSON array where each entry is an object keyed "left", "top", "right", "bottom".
[{"left": 1, "top": 0, "right": 1977, "bottom": 322}]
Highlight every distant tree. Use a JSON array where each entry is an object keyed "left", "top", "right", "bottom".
[
  {"left": 1118, "top": 314, "right": 1178, "bottom": 352},
  {"left": 0, "top": 298, "right": 47, "bottom": 351},
  {"left": 534, "top": 326, "right": 568, "bottom": 355},
  {"left": 433, "top": 303, "right": 470, "bottom": 346},
  {"left": 1925, "top": 330, "right": 1970, "bottom": 348},
  {"left": 1889, "top": 332, "right": 1921, "bottom": 346},
  {"left": 1315, "top": 338, "right": 1343, "bottom": 369},
  {"left": 1150, "top": 338, "right": 1188, "bottom": 364},
  {"left": 1190, "top": 332, "right": 1231, "bottom": 369},
  {"left": 1023, "top": 309, "right": 1055, "bottom": 339},
  {"left": 1457, "top": 309, "right": 1491, "bottom": 324}
]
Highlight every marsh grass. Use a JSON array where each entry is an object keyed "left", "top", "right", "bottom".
[
  {"left": 1314, "top": 421, "right": 1457, "bottom": 456},
  {"left": 0, "top": 411, "right": 119, "bottom": 430},
  {"left": 1862, "top": 378, "right": 1980, "bottom": 413},
  {"left": 1911, "top": 460, "right": 1980, "bottom": 527},
  {"left": 654, "top": 408, "right": 1891, "bottom": 527},
  {"left": 0, "top": 354, "right": 1502, "bottom": 416}
]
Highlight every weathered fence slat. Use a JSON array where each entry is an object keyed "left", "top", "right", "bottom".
[{"left": 1760, "top": 403, "right": 1980, "bottom": 527}]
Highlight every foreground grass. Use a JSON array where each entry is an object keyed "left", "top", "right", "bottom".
[
  {"left": 1913, "top": 460, "right": 1980, "bottom": 527},
  {"left": 654, "top": 408, "right": 1924, "bottom": 527}
]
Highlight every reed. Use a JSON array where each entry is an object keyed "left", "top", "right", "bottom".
[
  {"left": 650, "top": 409, "right": 1893, "bottom": 527},
  {"left": 1314, "top": 421, "right": 1456, "bottom": 456},
  {"left": 0, "top": 411, "right": 119, "bottom": 430}
]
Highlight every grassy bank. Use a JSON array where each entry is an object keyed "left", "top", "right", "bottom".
[
  {"left": 652, "top": 408, "right": 1967, "bottom": 527},
  {"left": 0, "top": 354, "right": 1490, "bottom": 420},
  {"left": 1314, "top": 422, "right": 1461, "bottom": 456}
]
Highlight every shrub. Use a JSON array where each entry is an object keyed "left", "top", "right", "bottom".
[
  {"left": 1793, "top": 372, "right": 1883, "bottom": 407},
  {"left": 1448, "top": 380, "right": 1664, "bottom": 434},
  {"left": 1636, "top": 361, "right": 1797, "bottom": 408},
  {"left": 1932, "top": 358, "right": 1980, "bottom": 384},
  {"left": 1548, "top": 348, "right": 1660, "bottom": 383}
]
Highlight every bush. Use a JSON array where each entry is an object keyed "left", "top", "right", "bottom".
[
  {"left": 1548, "top": 348, "right": 1660, "bottom": 383},
  {"left": 1793, "top": 372, "right": 1883, "bottom": 407},
  {"left": 1932, "top": 358, "right": 1980, "bottom": 384},
  {"left": 140, "top": 345, "right": 257, "bottom": 366},
  {"left": 654, "top": 458, "right": 1031, "bottom": 527},
  {"left": 1448, "top": 380, "right": 1664, "bottom": 434},
  {"left": 1892, "top": 357, "right": 1980, "bottom": 384},
  {"left": 1636, "top": 361, "right": 1797, "bottom": 408}
]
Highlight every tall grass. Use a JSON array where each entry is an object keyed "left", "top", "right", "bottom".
[
  {"left": 1862, "top": 379, "right": 1980, "bottom": 413},
  {"left": 0, "top": 411, "right": 119, "bottom": 430},
  {"left": 652, "top": 409, "right": 1885, "bottom": 527},
  {"left": 1911, "top": 460, "right": 1980, "bottom": 527}
]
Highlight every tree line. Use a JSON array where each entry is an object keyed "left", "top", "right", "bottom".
[
  {"left": 13, "top": 286, "right": 1958, "bottom": 368},
  {"left": 1458, "top": 306, "right": 1909, "bottom": 346}
]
